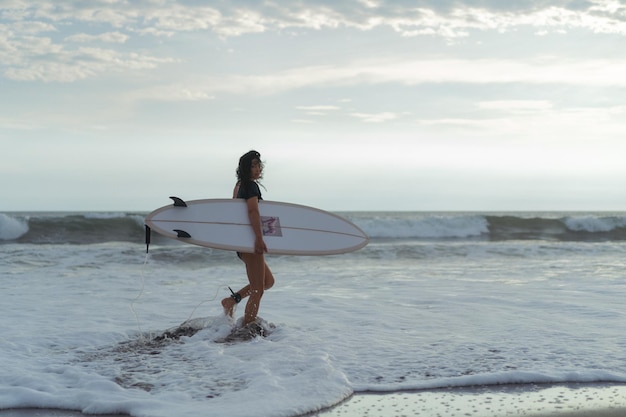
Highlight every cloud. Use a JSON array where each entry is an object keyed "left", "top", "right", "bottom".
[
  {"left": 239, "top": 0, "right": 626, "bottom": 38},
  {"left": 353, "top": 57, "right": 626, "bottom": 87},
  {"left": 3, "top": 44, "right": 175, "bottom": 82},
  {"left": 2, "top": 0, "right": 626, "bottom": 84},
  {"left": 128, "top": 56, "right": 626, "bottom": 102},
  {"left": 295, "top": 105, "right": 341, "bottom": 111},
  {"left": 0, "top": 18, "right": 174, "bottom": 82},
  {"left": 477, "top": 100, "right": 554, "bottom": 112},
  {"left": 7, "top": 20, "right": 56, "bottom": 34},
  {"left": 142, "top": 4, "right": 222, "bottom": 32},
  {"left": 4, "top": 2, "right": 626, "bottom": 40},
  {"left": 417, "top": 104, "right": 626, "bottom": 141},
  {"left": 123, "top": 80, "right": 221, "bottom": 102},
  {"left": 350, "top": 112, "right": 399, "bottom": 123},
  {"left": 65, "top": 31, "right": 129, "bottom": 43}
]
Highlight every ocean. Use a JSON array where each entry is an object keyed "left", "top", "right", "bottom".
[{"left": 1, "top": 211, "right": 626, "bottom": 417}]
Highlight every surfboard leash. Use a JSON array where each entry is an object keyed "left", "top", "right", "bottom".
[
  {"left": 228, "top": 287, "right": 242, "bottom": 303},
  {"left": 185, "top": 285, "right": 234, "bottom": 322},
  {"left": 130, "top": 251, "right": 149, "bottom": 340}
]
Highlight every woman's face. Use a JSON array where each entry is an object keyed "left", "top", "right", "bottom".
[{"left": 250, "top": 159, "right": 262, "bottom": 180}]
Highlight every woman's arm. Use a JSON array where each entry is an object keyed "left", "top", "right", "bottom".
[
  {"left": 232, "top": 182, "right": 240, "bottom": 198},
  {"left": 246, "top": 196, "right": 268, "bottom": 254}
]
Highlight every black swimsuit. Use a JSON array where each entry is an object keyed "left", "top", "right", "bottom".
[{"left": 236, "top": 181, "right": 262, "bottom": 259}]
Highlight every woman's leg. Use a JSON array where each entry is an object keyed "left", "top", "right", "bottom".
[
  {"left": 240, "top": 252, "right": 265, "bottom": 324},
  {"left": 222, "top": 285, "right": 248, "bottom": 317},
  {"left": 221, "top": 255, "right": 274, "bottom": 322},
  {"left": 264, "top": 263, "right": 275, "bottom": 290}
]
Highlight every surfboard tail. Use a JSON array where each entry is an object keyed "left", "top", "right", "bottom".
[{"left": 145, "top": 225, "right": 151, "bottom": 253}]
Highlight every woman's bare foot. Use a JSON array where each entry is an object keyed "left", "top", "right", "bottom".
[{"left": 221, "top": 297, "right": 236, "bottom": 317}]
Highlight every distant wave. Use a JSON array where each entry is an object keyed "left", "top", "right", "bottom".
[
  {"left": 349, "top": 212, "right": 626, "bottom": 242},
  {"left": 485, "top": 214, "right": 626, "bottom": 241},
  {"left": 0, "top": 212, "right": 149, "bottom": 244},
  {"left": 353, "top": 213, "right": 490, "bottom": 239},
  {"left": 2, "top": 211, "right": 626, "bottom": 244}
]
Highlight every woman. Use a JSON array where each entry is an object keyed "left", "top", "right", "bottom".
[{"left": 221, "top": 150, "right": 275, "bottom": 326}]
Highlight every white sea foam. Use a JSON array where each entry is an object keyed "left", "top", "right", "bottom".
[
  {"left": 349, "top": 213, "right": 489, "bottom": 239},
  {"left": 564, "top": 215, "right": 626, "bottom": 232},
  {"left": 0, "top": 213, "right": 28, "bottom": 240}
]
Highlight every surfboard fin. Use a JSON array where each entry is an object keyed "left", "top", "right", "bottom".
[
  {"left": 169, "top": 196, "right": 188, "bottom": 207},
  {"left": 173, "top": 229, "right": 191, "bottom": 239}
]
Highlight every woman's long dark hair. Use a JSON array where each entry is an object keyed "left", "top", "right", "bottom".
[{"left": 236, "top": 150, "right": 263, "bottom": 192}]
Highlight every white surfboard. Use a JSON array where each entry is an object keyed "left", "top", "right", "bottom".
[{"left": 145, "top": 197, "right": 369, "bottom": 255}]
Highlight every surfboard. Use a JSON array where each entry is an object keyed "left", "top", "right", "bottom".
[{"left": 144, "top": 197, "right": 369, "bottom": 255}]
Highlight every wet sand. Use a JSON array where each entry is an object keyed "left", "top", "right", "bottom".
[{"left": 308, "top": 383, "right": 626, "bottom": 417}]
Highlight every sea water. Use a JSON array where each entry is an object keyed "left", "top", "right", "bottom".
[{"left": 1, "top": 211, "right": 626, "bottom": 417}]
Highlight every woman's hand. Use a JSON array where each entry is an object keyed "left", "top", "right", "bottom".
[{"left": 254, "top": 236, "right": 268, "bottom": 254}]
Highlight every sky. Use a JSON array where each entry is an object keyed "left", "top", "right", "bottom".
[{"left": 1, "top": 0, "right": 626, "bottom": 212}]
